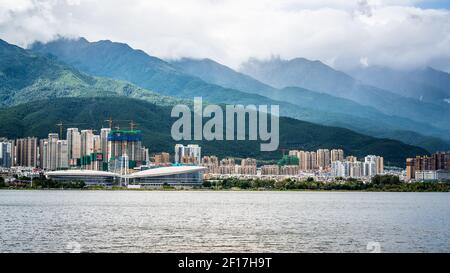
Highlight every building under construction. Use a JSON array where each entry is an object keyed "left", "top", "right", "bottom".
[{"left": 107, "top": 129, "right": 146, "bottom": 170}]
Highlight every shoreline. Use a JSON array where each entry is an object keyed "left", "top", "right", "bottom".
[{"left": 1, "top": 187, "right": 449, "bottom": 193}]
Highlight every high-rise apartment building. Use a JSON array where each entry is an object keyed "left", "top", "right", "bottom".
[
  {"left": 201, "top": 156, "right": 219, "bottom": 173},
  {"left": 219, "top": 158, "right": 236, "bottom": 174},
  {"left": 56, "top": 140, "right": 69, "bottom": 169},
  {"left": 346, "top": 156, "right": 358, "bottom": 163},
  {"left": 93, "top": 135, "right": 101, "bottom": 153},
  {"left": 174, "top": 144, "right": 201, "bottom": 164},
  {"left": 154, "top": 152, "right": 170, "bottom": 164},
  {"left": 261, "top": 165, "right": 280, "bottom": 175},
  {"left": 364, "top": 155, "right": 384, "bottom": 177},
  {"left": 15, "top": 137, "right": 38, "bottom": 167},
  {"left": 42, "top": 133, "right": 59, "bottom": 170},
  {"left": 299, "top": 151, "right": 317, "bottom": 170},
  {"left": 316, "top": 149, "right": 330, "bottom": 169},
  {"left": 331, "top": 149, "right": 344, "bottom": 162},
  {"left": 281, "top": 165, "right": 300, "bottom": 176},
  {"left": 80, "top": 130, "right": 95, "bottom": 157},
  {"left": 100, "top": 128, "right": 111, "bottom": 161},
  {"left": 405, "top": 152, "right": 450, "bottom": 180},
  {"left": 332, "top": 160, "right": 364, "bottom": 178},
  {"left": 0, "top": 140, "right": 13, "bottom": 168},
  {"left": 239, "top": 158, "right": 257, "bottom": 175},
  {"left": 67, "top": 128, "right": 81, "bottom": 166}
]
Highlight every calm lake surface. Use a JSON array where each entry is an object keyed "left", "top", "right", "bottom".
[{"left": 0, "top": 190, "right": 449, "bottom": 253}]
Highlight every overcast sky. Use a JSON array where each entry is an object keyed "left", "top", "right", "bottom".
[{"left": 1, "top": 0, "right": 450, "bottom": 72}]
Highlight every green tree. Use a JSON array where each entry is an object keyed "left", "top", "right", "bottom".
[{"left": 277, "top": 155, "right": 299, "bottom": 166}]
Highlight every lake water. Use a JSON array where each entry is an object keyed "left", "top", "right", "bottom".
[{"left": 0, "top": 190, "right": 449, "bottom": 253}]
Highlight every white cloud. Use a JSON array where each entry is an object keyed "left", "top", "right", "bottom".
[{"left": 0, "top": 0, "right": 449, "bottom": 71}]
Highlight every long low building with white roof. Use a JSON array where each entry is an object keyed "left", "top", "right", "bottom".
[
  {"left": 46, "top": 166, "right": 207, "bottom": 187},
  {"left": 128, "top": 166, "right": 207, "bottom": 187},
  {"left": 46, "top": 170, "right": 119, "bottom": 186}
]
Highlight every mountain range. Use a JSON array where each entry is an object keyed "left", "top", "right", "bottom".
[
  {"left": 30, "top": 38, "right": 450, "bottom": 152},
  {"left": 240, "top": 57, "right": 450, "bottom": 132},
  {"left": 0, "top": 97, "right": 428, "bottom": 166},
  {"left": 0, "top": 39, "right": 184, "bottom": 107},
  {"left": 171, "top": 57, "right": 450, "bottom": 152},
  {"left": 0, "top": 36, "right": 446, "bottom": 166},
  {"left": 349, "top": 66, "right": 450, "bottom": 106}
]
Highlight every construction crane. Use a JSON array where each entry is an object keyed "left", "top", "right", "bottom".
[
  {"left": 104, "top": 117, "right": 114, "bottom": 129},
  {"left": 55, "top": 122, "right": 87, "bottom": 139},
  {"left": 103, "top": 119, "right": 138, "bottom": 130},
  {"left": 129, "top": 120, "right": 138, "bottom": 130}
]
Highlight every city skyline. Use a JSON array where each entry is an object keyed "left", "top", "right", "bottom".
[{"left": 1, "top": 124, "right": 391, "bottom": 183}]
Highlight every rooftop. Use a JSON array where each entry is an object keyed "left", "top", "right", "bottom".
[{"left": 129, "top": 166, "right": 207, "bottom": 178}]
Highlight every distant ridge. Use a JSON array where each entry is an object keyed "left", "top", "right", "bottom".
[
  {"left": 0, "top": 97, "right": 429, "bottom": 167},
  {"left": 239, "top": 57, "right": 450, "bottom": 132}
]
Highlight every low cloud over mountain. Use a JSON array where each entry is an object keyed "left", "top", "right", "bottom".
[{"left": 1, "top": 0, "right": 450, "bottom": 71}]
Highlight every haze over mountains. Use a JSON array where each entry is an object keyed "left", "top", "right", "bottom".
[
  {"left": 171, "top": 57, "right": 450, "bottom": 152},
  {"left": 349, "top": 66, "right": 450, "bottom": 105},
  {"left": 30, "top": 38, "right": 450, "bottom": 153},
  {"left": 1, "top": 36, "right": 449, "bottom": 165},
  {"left": 239, "top": 57, "right": 450, "bottom": 132}
]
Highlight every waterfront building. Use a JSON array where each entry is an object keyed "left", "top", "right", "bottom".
[
  {"left": 331, "top": 161, "right": 346, "bottom": 177},
  {"left": 56, "top": 140, "right": 69, "bottom": 169},
  {"left": 42, "top": 133, "right": 59, "bottom": 170},
  {"left": 39, "top": 139, "right": 46, "bottom": 168},
  {"left": 0, "top": 140, "right": 13, "bottom": 168},
  {"left": 363, "top": 155, "right": 384, "bottom": 177},
  {"left": 201, "top": 156, "right": 219, "bottom": 173},
  {"left": 406, "top": 158, "right": 416, "bottom": 180},
  {"left": 141, "top": 147, "right": 149, "bottom": 164},
  {"left": 154, "top": 152, "right": 171, "bottom": 164},
  {"left": 310, "top": 151, "right": 317, "bottom": 170},
  {"left": 239, "top": 158, "right": 257, "bottom": 175},
  {"left": 349, "top": 161, "right": 364, "bottom": 178},
  {"left": 100, "top": 128, "right": 111, "bottom": 161},
  {"left": 332, "top": 160, "right": 364, "bottom": 178},
  {"left": 93, "top": 135, "right": 101, "bottom": 154},
  {"left": 108, "top": 129, "right": 144, "bottom": 168},
  {"left": 80, "top": 129, "right": 95, "bottom": 157},
  {"left": 128, "top": 166, "right": 207, "bottom": 187},
  {"left": 405, "top": 152, "right": 450, "bottom": 180},
  {"left": 174, "top": 144, "right": 201, "bottom": 164},
  {"left": 41, "top": 134, "right": 69, "bottom": 170},
  {"left": 415, "top": 170, "right": 450, "bottom": 182},
  {"left": 316, "top": 149, "right": 330, "bottom": 170},
  {"left": 219, "top": 158, "right": 236, "bottom": 174},
  {"left": 299, "top": 151, "right": 316, "bottom": 170},
  {"left": 331, "top": 149, "right": 344, "bottom": 162},
  {"left": 261, "top": 165, "right": 280, "bottom": 175},
  {"left": 281, "top": 165, "right": 300, "bottom": 176},
  {"left": 346, "top": 156, "right": 358, "bottom": 163},
  {"left": 66, "top": 128, "right": 81, "bottom": 166},
  {"left": 46, "top": 170, "right": 118, "bottom": 186},
  {"left": 14, "top": 137, "right": 38, "bottom": 167}
]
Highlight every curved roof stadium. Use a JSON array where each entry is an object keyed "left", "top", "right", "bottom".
[
  {"left": 45, "top": 166, "right": 207, "bottom": 187},
  {"left": 129, "top": 166, "right": 207, "bottom": 178}
]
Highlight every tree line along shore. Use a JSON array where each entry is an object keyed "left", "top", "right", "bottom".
[{"left": 1, "top": 175, "right": 450, "bottom": 192}]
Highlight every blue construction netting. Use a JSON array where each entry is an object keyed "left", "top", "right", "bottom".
[{"left": 107, "top": 130, "right": 143, "bottom": 141}]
